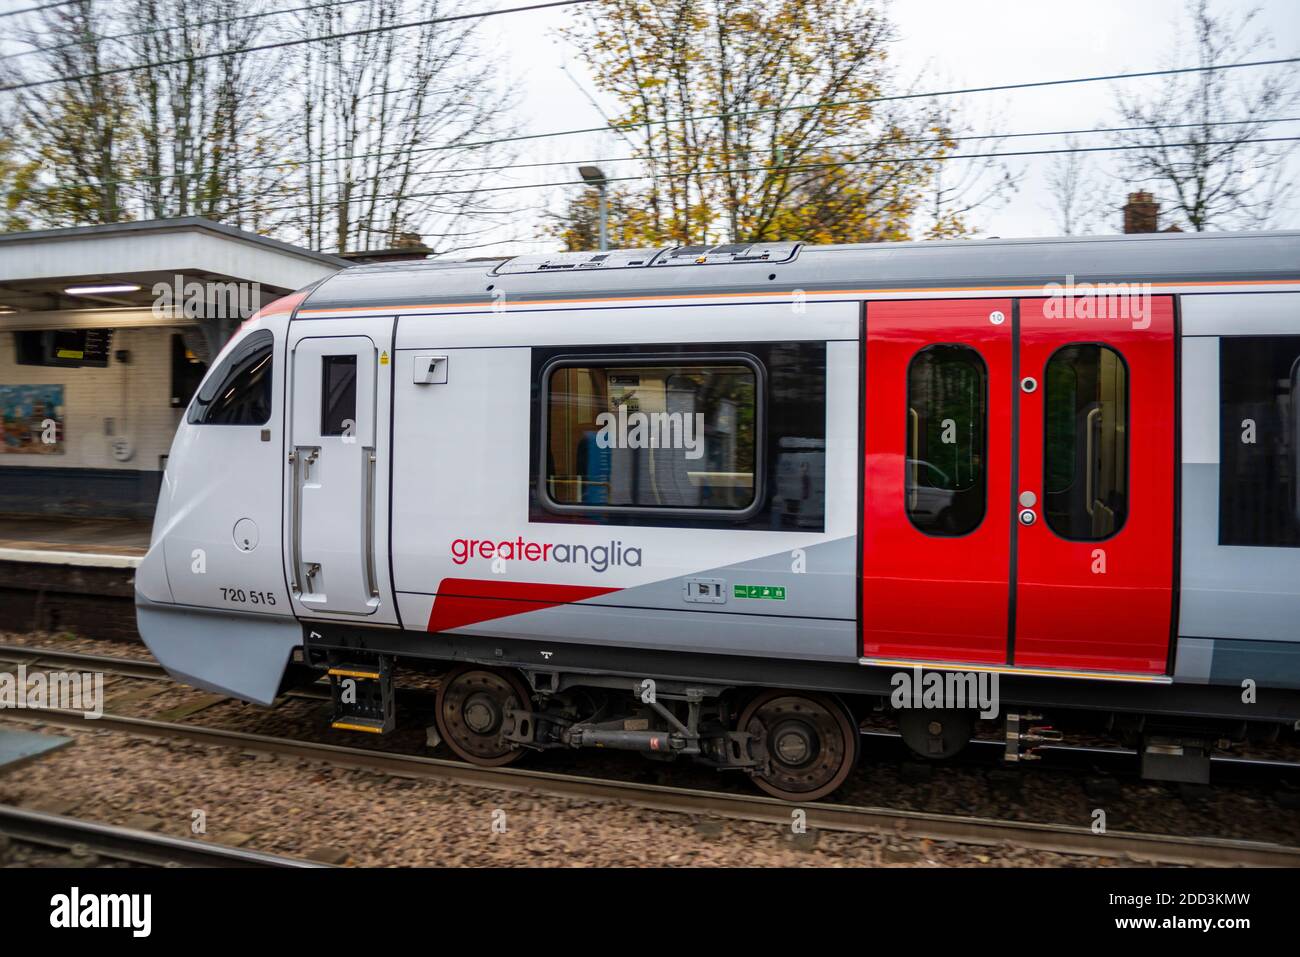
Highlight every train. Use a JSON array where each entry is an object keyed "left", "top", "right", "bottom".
[{"left": 135, "top": 232, "right": 1300, "bottom": 800}]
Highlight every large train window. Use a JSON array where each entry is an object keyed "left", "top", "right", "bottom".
[
  {"left": 540, "top": 356, "right": 762, "bottom": 516},
  {"left": 1042, "top": 344, "right": 1128, "bottom": 540},
  {"left": 1219, "top": 336, "right": 1300, "bottom": 547},
  {"left": 187, "top": 329, "right": 273, "bottom": 426},
  {"left": 905, "top": 345, "right": 987, "bottom": 536}
]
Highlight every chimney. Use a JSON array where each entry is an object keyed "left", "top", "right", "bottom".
[
  {"left": 1123, "top": 191, "right": 1159, "bottom": 234},
  {"left": 337, "top": 231, "right": 433, "bottom": 264}
]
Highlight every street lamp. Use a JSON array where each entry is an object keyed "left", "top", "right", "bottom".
[{"left": 578, "top": 165, "right": 608, "bottom": 251}]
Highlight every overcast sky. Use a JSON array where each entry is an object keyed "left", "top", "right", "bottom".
[
  {"left": 478, "top": 0, "right": 1300, "bottom": 253},
  {"left": 1, "top": 0, "right": 1296, "bottom": 254}
]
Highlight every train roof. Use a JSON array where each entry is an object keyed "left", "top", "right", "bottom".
[{"left": 299, "top": 230, "right": 1300, "bottom": 312}]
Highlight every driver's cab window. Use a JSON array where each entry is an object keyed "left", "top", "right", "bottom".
[{"left": 187, "top": 329, "right": 274, "bottom": 426}]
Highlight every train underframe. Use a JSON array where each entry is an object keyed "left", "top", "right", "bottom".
[{"left": 297, "top": 625, "right": 1300, "bottom": 800}]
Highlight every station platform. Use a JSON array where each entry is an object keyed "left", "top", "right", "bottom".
[
  {"left": 0, "top": 516, "right": 146, "bottom": 639},
  {"left": 0, "top": 515, "right": 148, "bottom": 569}
]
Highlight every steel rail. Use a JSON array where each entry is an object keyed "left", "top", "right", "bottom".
[
  {"left": 0, "top": 645, "right": 166, "bottom": 681},
  {"left": 0, "top": 803, "right": 327, "bottom": 868},
  {"left": 0, "top": 645, "right": 331, "bottom": 701},
  {"left": 4, "top": 706, "right": 1298, "bottom": 868}
]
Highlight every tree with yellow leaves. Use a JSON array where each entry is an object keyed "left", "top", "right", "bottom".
[{"left": 549, "top": 0, "right": 1012, "bottom": 249}]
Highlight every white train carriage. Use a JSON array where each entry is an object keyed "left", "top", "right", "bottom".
[{"left": 136, "top": 233, "right": 1300, "bottom": 799}]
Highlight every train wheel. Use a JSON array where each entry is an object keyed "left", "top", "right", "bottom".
[
  {"left": 739, "top": 690, "right": 858, "bottom": 801},
  {"left": 435, "top": 665, "right": 532, "bottom": 767}
]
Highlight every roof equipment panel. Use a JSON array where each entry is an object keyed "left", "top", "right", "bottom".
[
  {"left": 649, "top": 242, "right": 800, "bottom": 266},
  {"left": 492, "top": 249, "right": 667, "bottom": 275}
]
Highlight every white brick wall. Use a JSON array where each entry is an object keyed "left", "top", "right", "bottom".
[{"left": 0, "top": 327, "right": 187, "bottom": 472}]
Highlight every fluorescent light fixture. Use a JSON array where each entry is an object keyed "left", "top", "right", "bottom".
[{"left": 64, "top": 283, "right": 142, "bottom": 296}]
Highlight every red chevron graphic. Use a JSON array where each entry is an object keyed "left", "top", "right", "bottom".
[{"left": 426, "top": 578, "right": 620, "bottom": 633}]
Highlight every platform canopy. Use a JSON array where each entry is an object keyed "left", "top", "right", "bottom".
[{"left": 0, "top": 217, "right": 348, "bottom": 353}]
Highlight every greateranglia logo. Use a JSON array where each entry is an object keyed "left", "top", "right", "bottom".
[
  {"left": 595, "top": 405, "right": 705, "bottom": 460},
  {"left": 451, "top": 537, "right": 642, "bottom": 573}
]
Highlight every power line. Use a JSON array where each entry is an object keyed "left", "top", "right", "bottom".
[
  {"left": 2, "top": 10, "right": 1295, "bottom": 150},
  {"left": 17, "top": 53, "right": 1300, "bottom": 198},
  {"left": 39, "top": 131, "right": 1300, "bottom": 220},
  {"left": 28, "top": 115, "right": 1300, "bottom": 198},
  {"left": 215, "top": 55, "right": 1300, "bottom": 169},
  {"left": 0, "top": 0, "right": 373, "bottom": 63},
  {"left": 0, "top": 0, "right": 77, "bottom": 19},
  {"left": 0, "top": 0, "right": 598, "bottom": 92},
  {"left": 173, "top": 134, "right": 1300, "bottom": 219}
]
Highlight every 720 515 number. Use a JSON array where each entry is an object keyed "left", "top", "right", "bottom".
[{"left": 221, "top": 587, "right": 276, "bottom": 606}]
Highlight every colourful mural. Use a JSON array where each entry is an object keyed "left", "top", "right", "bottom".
[{"left": 0, "top": 385, "right": 65, "bottom": 454}]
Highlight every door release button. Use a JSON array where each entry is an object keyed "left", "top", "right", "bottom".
[{"left": 1018, "top": 509, "right": 1037, "bottom": 526}]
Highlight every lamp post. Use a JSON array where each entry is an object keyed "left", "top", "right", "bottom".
[{"left": 578, "top": 165, "right": 608, "bottom": 251}]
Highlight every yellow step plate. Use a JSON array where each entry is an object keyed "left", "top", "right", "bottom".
[
  {"left": 331, "top": 719, "right": 386, "bottom": 734},
  {"left": 328, "top": 667, "right": 381, "bottom": 680}
]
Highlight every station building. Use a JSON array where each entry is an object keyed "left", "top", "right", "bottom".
[{"left": 0, "top": 218, "right": 348, "bottom": 519}]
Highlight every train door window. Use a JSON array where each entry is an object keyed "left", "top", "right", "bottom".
[
  {"left": 1042, "top": 344, "right": 1128, "bottom": 540},
  {"left": 542, "top": 358, "right": 761, "bottom": 515},
  {"left": 187, "top": 329, "right": 274, "bottom": 426},
  {"left": 1219, "top": 336, "right": 1300, "bottom": 547},
  {"left": 905, "top": 345, "right": 987, "bottom": 535},
  {"left": 320, "top": 354, "right": 358, "bottom": 436}
]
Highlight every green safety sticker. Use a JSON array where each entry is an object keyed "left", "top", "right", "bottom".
[{"left": 733, "top": 584, "right": 786, "bottom": 600}]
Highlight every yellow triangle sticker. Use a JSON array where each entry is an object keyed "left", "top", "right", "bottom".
[{"left": 379, "top": 351, "right": 389, "bottom": 365}]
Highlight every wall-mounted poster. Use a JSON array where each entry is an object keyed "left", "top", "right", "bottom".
[{"left": 0, "top": 384, "right": 65, "bottom": 454}]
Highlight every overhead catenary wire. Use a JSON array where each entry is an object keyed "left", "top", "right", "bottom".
[
  {"left": 63, "top": 132, "right": 1300, "bottom": 221},
  {"left": 241, "top": 56, "right": 1300, "bottom": 176},
  {"left": 0, "top": 0, "right": 375, "bottom": 62},
  {"left": 0, "top": 0, "right": 78, "bottom": 19},
  {"left": 182, "top": 135, "right": 1300, "bottom": 218},
  {"left": 30, "top": 115, "right": 1300, "bottom": 198},
  {"left": 0, "top": 0, "right": 600, "bottom": 92},
  {"left": 5, "top": 20, "right": 1296, "bottom": 234}
]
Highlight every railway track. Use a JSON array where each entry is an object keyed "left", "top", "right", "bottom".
[
  {"left": 5, "top": 694, "right": 1300, "bottom": 867},
  {"left": 4, "top": 642, "right": 1298, "bottom": 777},
  {"left": 0, "top": 803, "right": 326, "bottom": 868},
  {"left": 0, "top": 644, "right": 166, "bottom": 681},
  {"left": 0, "top": 643, "right": 330, "bottom": 700}
]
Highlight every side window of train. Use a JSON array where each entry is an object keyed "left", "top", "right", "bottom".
[
  {"left": 320, "top": 355, "right": 357, "bottom": 436},
  {"left": 1042, "top": 344, "right": 1128, "bottom": 540},
  {"left": 1219, "top": 336, "right": 1300, "bottom": 547},
  {"left": 542, "top": 357, "right": 762, "bottom": 516},
  {"left": 187, "top": 329, "right": 274, "bottom": 426},
  {"left": 905, "top": 345, "right": 987, "bottom": 536}
]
